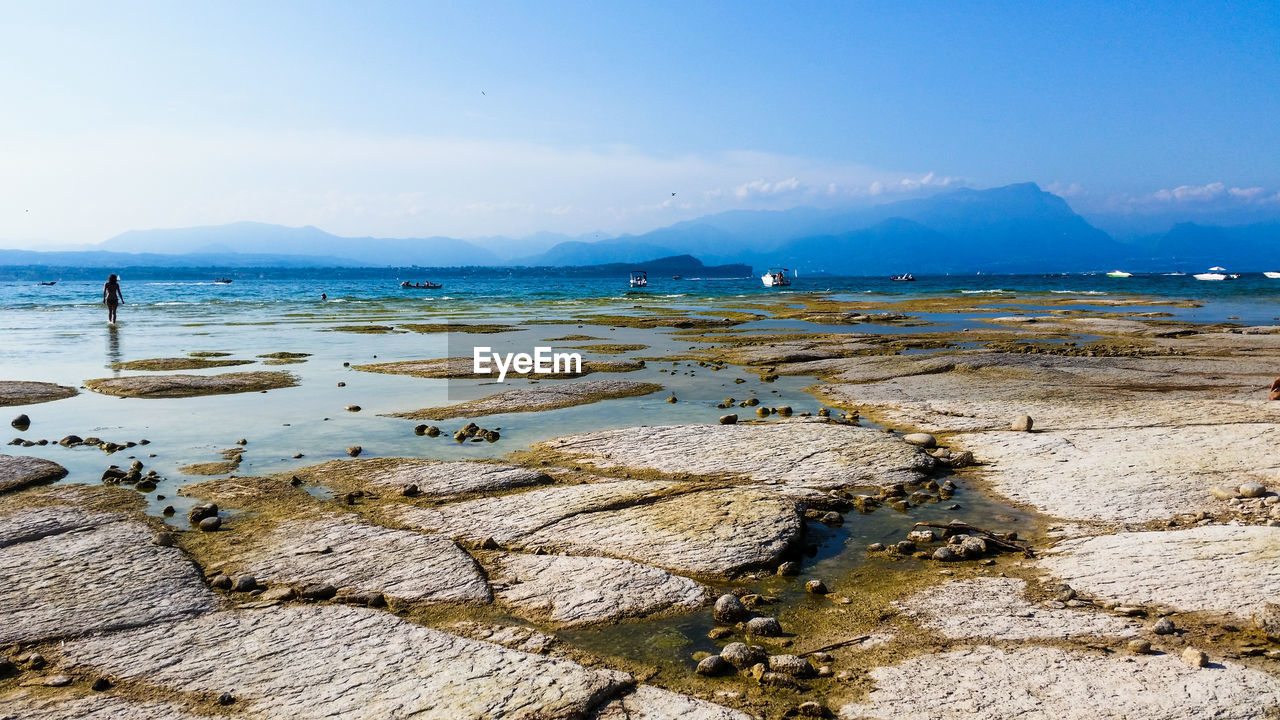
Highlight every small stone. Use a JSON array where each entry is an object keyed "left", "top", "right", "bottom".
[
  {"left": 346, "top": 405, "right": 360, "bottom": 412},
  {"left": 346, "top": 445, "right": 362, "bottom": 457},
  {"left": 907, "top": 529, "right": 935, "bottom": 543},
  {"left": 218, "top": 692, "right": 235, "bottom": 706},
  {"left": 720, "top": 642, "right": 766, "bottom": 669},
  {"left": 299, "top": 583, "right": 337, "bottom": 601},
  {"left": 707, "top": 627, "right": 733, "bottom": 640},
  {"left": 1152, "top": 617, "right": 1177, "bottom": 635},
  {"left": 10, "top": 414, "right": 30, "bottom": 430},
  {"left": 867, "top": 542, "right": 885, "bottom": 552},
  {"left": 211, "top": 574, "right": 233, "bottom": 590},
  {"left": 777, "top": 561, "right": 800, "bottom": 576},
  {"left": 414, "top": 424, "right": 429, "bottom": 435},
  {"left": 23, "top": 652, "right": 46, "bottom": 669},
  {"left": 759, "top": 671, "right": 799, "bottom": 688},
  {"left": 945, "top": 450, "right": 976, "bottom": 468},
  {"left": 714, "top": 593, "right": 750, "bottom": 623},
  {"left": 401, "top": 483, "right": 420, "bottom": 497},
  {"left": 152, "top": 532, "right": 176, "bottom": 547},
  {"left": 259, "top": 586, "right": 296, "bottom": 602},
  {"left": 337, "top": 381, "right": 346, "bottom": 387},
  {"left": 776, "top": 406, "right": 792, "bottom": 417},
  {"left": 91, "top": 677, "right": 111, "bottom": 691},
  {"left": 805, "top": 579, "right": 828, "bottom": 594},
  {"left": 232, "top": 575, "right": 257, "bottom": 592},
  {"left": 932, "top": 546, "right": 959, "bottom": 562},
  {"left": 198, "top": 516, "right": 222, "bottom": 532},
  {"left": 1256, "top": 602, "right": 1280, "bottom": 641},
  {"left": 746, "top": 616, "right": 783, "bottom": 636},
  {"left": 480, "top": 536, "right": 499, "bottom": 550},
  {"left": 235, "top": 438, "right": 247, "bottom": 446},
  {"left": 1011, "top": 414, "right": 1034, "bottom": 432},
  {"left": 1128, "top": 639, "right": 1151, "bottom": 654},
  {"left": 43, "top": 674, "right": 72, "bottom": 687},
  {"left": 817, "top": 665, "right": 832, "bottom": 677},
  {"left": 902, "top": 432, "right": 936, "bottom": 448},
  {"left": 696, "top": 655, "right": 730, "bottom": 676},
  {"left": 718, "top": 414, "right": 738, "bottom": 425},
  {"left": 820, "top": 511, "right": 843, "bottom": 525},
  {"left": 1181, "top": 647, "right": 1209, "bottom": 667},
  {"left": 895, "top": 540, "right": 917, "bottom": 554},
  {"left": 768, "top": 654, "right": 814, "bottom": 677},
  {"left": 798, "top": 700, "right": 825, "bottom": 717},
  {"left": 1239, "top": 482, "right": 1268, "bottom": 498},
  {"left": 666, "top": 396, "right": 677, "bottom": 403},
  {"left": 187, "top": 502, "right": 218, "bottom": 524},
  {"left": 425, "top": 426, "right": 441, "bottom": 437}
]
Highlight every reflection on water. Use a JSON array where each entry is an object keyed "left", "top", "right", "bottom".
[{"left": 106, "top": 323, "right": 122, "bottom": 372}]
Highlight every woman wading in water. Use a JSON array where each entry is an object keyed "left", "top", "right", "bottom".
[{"left": 103, "top": 274, "right": 123, "bottom": 323}]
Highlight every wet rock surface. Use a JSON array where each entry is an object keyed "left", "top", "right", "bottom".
[
  {"left": 0, "top": 379, "right": 77, "bottom": 406},
  {"left": 0, "top": 498, "right": 218, "bottom": 644},
  {"left": 0, "top": 691, "right": 225, "bottom": 720},
  {"left": 60, "top": 605, "right": 630, "bottom": 720},
  {"left": 0, "top": 453, "right": 68, "bottom": 493},
  {"left": 839, "top": 644, "right": 1280, "bottom": 720},
  {"left": 84, "top": 371, "right": 298, "bottom": 398},
  {"left": 898, "top": 577, "right": 1137, "bottom": 640},
  {"left": 535, "top": 418, "right": 935, "bottom": 489},
  {"left": 291, "top": 457, "right": 550, "bottom": 500},
  {"left": 395, "top": 379, "right": 664, "bottom": 419},
  {"left": 490, "top": 552, "right": 706, "bottom": 626},
  {"left": 226, "top": 514, "right": 492, "bottom": 603},
  {"left": 592, "top": 685, "right": 757, "bottom": 720},
  {"left": 1042, "top": 525, "right": 1280, "bottom": 620}
]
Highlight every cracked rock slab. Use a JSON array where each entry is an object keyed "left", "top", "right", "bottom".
[
  {"left": 593, "top": 685, "right": 756, "bottom": 720},
  {"left": 959, "top": 423, "right": 1280, "bottom": 523},
  {"left": 394, "top": 379, "right": 663, "bottom": 419},
  {"left": 0, "top": 691, "right": 226, "bottom": 720},
  {"left": 228, "top": 514, "right": 491, "bottom": 603},
  {"left": 293, "top": 457, "right": 550, "bottom": 500},
  {"left": 83, "top": 371, "right": 298, "bottom": 398},
  {"left": 535, "top": 419, "right": 935, "bottom": 490},
  {"left": 898, "top": 577, "right": 1136, "bottom": 640},
  {"left": 839, "top": 644, "right": 1280, "bottom": 720},
  {"left": 0, "top": 453, "right": 68, "bottom": 493},
  {"left": 491, "top": 552, "right": 706, "bottom": 626},
  {"left": 0, "top": 509, "right": 219, "bottom": 644},
  {"left": 1041, "top": 525, "right": 1280, "bottom": 620},
  {"left": 0, "top": 379, "right": 77, "bottom": 406},
  {"left": 61, "top": 605, "right": 630, "bottom": 720}
]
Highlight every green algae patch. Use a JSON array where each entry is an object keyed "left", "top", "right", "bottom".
[
  {"left": 257, "top": 351, "right": 312, "bottom": 359},
  {"left": 187, "top": 351, "right": 233, "bottom": 358},
  {"left": 393, "top": 380, "right": 664, "bottom": 420},
  {"left": 329, "top": 324, "right": 399, "bottom": 334},
  {"left": 178, "top": 460, "right": 241, "bottom": 476},
  {"left": 567, "top": 343, "right": 649, "bottom": 354},
  {"left": 84, "top": 371, "right": 298, "bottom": 398},
  {"left": 400, "top": 323, "right": 519, "bottom": 334},
  {"left": 109, "top": 357, "right": 255, "bottom": 371}
]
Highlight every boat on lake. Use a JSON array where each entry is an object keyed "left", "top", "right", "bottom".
[
  {"left": 1264, "top": 272, "right": 1280, "bottom": 279},
  {"left": 761, "top": 267, "right": 791, "bottom": 287},
  {"left": 1194, "top": 267, "right": 1231, "bottom": 281},
  {"left": 214, "top": 278, "right": 232, "bottom": 284},
  {"left": 1106, "top": 270, "right": 1132, "bottom": 278},
  {"left": 891, "top": 273, "right": 915, "bottom": 282},
  {"left": 401, "top": 280, "right": 443, "bottom": 289},
  {"left": 629, "top": 270, "right": 648, "bottom": 288}
]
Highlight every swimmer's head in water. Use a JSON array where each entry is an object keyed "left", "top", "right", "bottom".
[{"left": 108, "top": 274, "right": 118, "bottom": 282}]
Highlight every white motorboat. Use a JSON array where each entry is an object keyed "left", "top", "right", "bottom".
[
  {"left": 761, "top": 267, "right": 792, "bottom": 287},
  {"left": 629, "top": 270, "right": 648, "bottom": 288},
  {"left": 1194, "top": 266, "right": 1229, "bottom": 281},
  {"left": 1264, "top": 272, "right": 1280, "bottom": 279},
  {"left": 1106, "top": 270, "right": 1132, "bottom": 278}
]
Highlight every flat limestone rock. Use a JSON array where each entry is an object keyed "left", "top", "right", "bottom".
[
  {"left": 1041, "top": 525, "right": 1280, "bottom": 620},
  {"left": 958, "top": 424, "right": 1280, "bottom": 522},
  {"left": 0, "top": 453, "right": 68, "bottom": 493},
  {"left": 0, "top": 691, "right": 225, "bottom": 720},
  {"left": 838, "top": 644, "right": 1280, "bottom": 720},
  {"left": 593, "top": 685, "right": 756, "bottom": 720},
  {"left": 394, "top": 379, "right": 663, "bottom": 420},
  {"left": 84, "top": 371, "right": 297, "bottom": 398},
  {"left": 0, "top": 379, "right": 77, "bottom": 406},
  {"left": 535, "top": 419, "right": 935, "bottom": 489},
  {"left": 522, "top": 487, "right": 802, "bottom": 576},
  {"left": 61, "top": 605, "right": 630, "bottom": 720},
  {"left": 0, "top": 510, "right": 219, "bottom": 644},
  {"left": 0, "top": 504, "right": 123, "bottom": 548},
  {"left": 898, "top": 577, "right": 1136, "bottom": 640},
  {"left": 229, "top": 515, "right": 491, "bottom": 603},
  {"left": 491, "top": 552, "right": 706, "bottom": 626},
  {"left": 110, "top": 357, "right": 254, "bottom": 371},
  {"left": 389, "top": 479, "right": 677, "bottom": 547},
  {"left": 293, "top": 457, "right": 550, "bottom": 500},
  {"left": 355, "top": 356, "right": 642, "bottom": 380},
  {"left": 714, "top": 336, "right": 879, "bottom": 366}
]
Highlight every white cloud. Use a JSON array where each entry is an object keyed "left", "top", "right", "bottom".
[{"left": 732, "top": 177, "right": 801, "bottom": 199}]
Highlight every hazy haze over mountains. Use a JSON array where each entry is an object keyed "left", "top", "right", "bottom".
[{"left": 4, "top": 183, "right": 1278, "bottom": 274}]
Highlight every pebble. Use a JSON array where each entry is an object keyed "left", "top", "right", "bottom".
[
  {"left": 797, "top": 701, "right": 825, "bottom": 717},
  {"left": 867, "top": 542, "right": 885, "bottom": 552},
  {"left": 776, "top": 561, "right": 800, "bottom": 576},
  {"left": 211, "top": 574, "right": 233, "bottom": 590},
  {"left": 1239, "top": 482, "right": 1268, "bottom": 498},
  {"left": 666, "top": 396, "right": 677, "bottom": 403},
  {"left": 720, "top": 642, "right": 766, "bottom": 669},
  {"left": 346, "top": 445, "right": 362, "bottom": 457},
  {"left": 232, "top": 575, "right": 257, "bottom": 592},
  {"left": 746, "top": 616, "right": 783, "bottom": 636},
  {"left": 805, "top": 579, "right": 828, "bottom": 594},
  {"left": 401, "top": 483, "right": 420, "bottom": 497},
  {"left": 337, "top": 381, "right": 346, "bottom": 387},
  {"left": 907, "top": 529, "right": 935, "bottom": 543},
  {"left": 767, "top": 654, "right": 814, "bottom": 677},
  {"left": 718, "top": 414, "right": 738, "bottom": 425},
  {"left": 1011, "top": 413, "right": 1034, "bottom": 432},
  {"left": 707, "top": 627, "right": 733, "bottom": 640},
  {"left": 695, "top": 655, "right": 730, "bottom": 676},
  {"left": 1127, "top": 639, "right": 1151, "bottom": 654},
  {"left": 198, "top": 516, "right": 222, "bottom": 532},
  {"left": 820, "top": 511, "right": 843, "bottom": 526},
  {"left": 1182, "top": 647, "right": 1209, "bottom": 667},
  {"left": 218, "top": 692, "right": 235, "bottom": 706},
  {"left": 23, "top": 652, "right": 46, "bottom": 670},
  {"left": 43, "top": 674, "right": 72, "bottom": 687},
  {"left": 932, "top": 546, "right": 958, "bottom": 562},
  {"left": 299, "top": 583, "right": 337, "bottom": 601},
  {"left": 713, "top": 594, "right": 750, "bottom": 623},
  {"left": 187, "top": 502, "right": 218, "bottom": 524},
  {"left": 902, "top": 432, "right": 936, "bottom": 448},
  {"left": 346, "top": 405, "right": 361, "bottom": 412},
  {"left": 152, "top": 532, "right": 176, "bottom": 547},
  {"left": 10, "top": 414, "right": 30, "bottom": 430},
  {"left": 1152, "top": 617, "right": 1177, "bottom": 635}
]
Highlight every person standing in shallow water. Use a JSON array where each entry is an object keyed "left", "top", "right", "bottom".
[{"left": 102, "top": 274, "right": 123, "bottom": 323}]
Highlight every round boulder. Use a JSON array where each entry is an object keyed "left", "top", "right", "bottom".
[
  {"left": 902, "top": 432, "right": 936, "bottom": 448},
  {"left": 746, "top": 616, "right": 783, "bottom": 636},
  {"left": 720, "top": 642, "right": 766, "bottom": 669},
  {"left": 713, "top": 593, "right": 750, "bottom": 624}
]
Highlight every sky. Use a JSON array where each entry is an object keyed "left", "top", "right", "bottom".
[{"left": 2, "top": 0, "right": 1279, "bottom": 247}]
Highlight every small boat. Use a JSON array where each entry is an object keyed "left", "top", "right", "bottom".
[
  {"left": 891, "top": 273, "right": 915, "bottom": 282},
  {"left": 1163, "top": 271, "right": 1185, "bottom": 276},
  {"left": 761, "top": 267, "right": 792, "bottom": 287},
  {"left": 214, "top": 278, "right": 232, "bottom": 284},
  {"left": 1264, "top": 272, "right": 1280, "bottom": 279},
  {"left": 1194, "top": 266, "right": 1229, "bottom": 281},
  {"left": 38, "top": 281, "right": 56, "bottom": 286},
  {"left": 1106, "top": 270, "right": 1132, "bottom": 278},
  {"left": 629, "top": 270, "right": 648, "bottom": 288},
  {"left": 400, "top": 280, "right": 443, "bottom": 289},
  {"left": 671, "top": 275, "right": 682, "bottom": 280}
]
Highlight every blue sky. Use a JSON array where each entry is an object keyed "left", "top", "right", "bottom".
[{"left": 2, "top": 1, "right": 1278, "bottom": 246}]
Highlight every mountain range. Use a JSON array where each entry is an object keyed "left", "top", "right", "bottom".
[{"left": 4, "top": 183, "right": 1278, "bottom": 274}]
